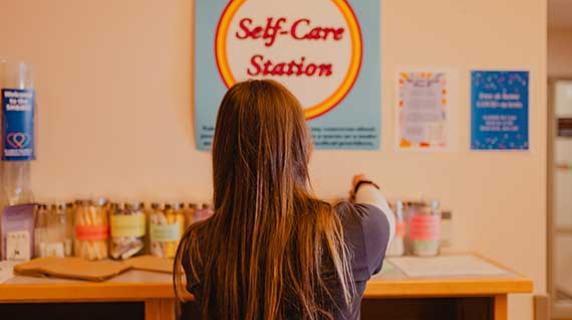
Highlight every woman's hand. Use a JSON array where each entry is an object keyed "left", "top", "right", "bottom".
[
  {"left": 352, "top": 174, "right": 367, "bottom": 190},
  {"left": 350, "top": 174, "right": 367, "bottom": 202}
]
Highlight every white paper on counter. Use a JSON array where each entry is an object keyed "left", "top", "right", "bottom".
[
  {"left": 388, "top": 255, "right": 509, "bottom": 278},
  {"left": 0, "top": 260, "right": 16, "bottom": 284}
]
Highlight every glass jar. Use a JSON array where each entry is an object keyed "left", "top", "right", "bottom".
[
  {"left": 74, "top": 199, "right": 109, "bottom": 260},
  {"left": 110, "top": 202, "right": 146, "bottom": 260},
  {"left": 189, "top": 203, "right": 199, "bottom": 228},
  {"left": 149, "top": 203, "right": 184, "bottom": 258},
  {"left": 194, "top": 203, "right": 213, "bottom": 222},
  {"left": 408, "top": 201, "right": 441, "bottom": 257},
  {"left": 34, "top": 204, "right": 69, "bottom": 258}
]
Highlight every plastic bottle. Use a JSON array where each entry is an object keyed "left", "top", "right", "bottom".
[
  {"left": 387, "top": 200, "right": 405, "bottom": 256},
  {"left": 0, "top": 60, "right": 35, "bottom": 205},
  {"left": 0, "top": 60, "right": 36, "bottom": 260}
]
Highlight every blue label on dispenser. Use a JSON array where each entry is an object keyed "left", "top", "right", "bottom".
[{"left": 2, "top": 89, "right": 35, "bottom": 161}]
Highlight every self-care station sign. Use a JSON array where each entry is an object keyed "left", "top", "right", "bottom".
[{"left": 195, "top": 0, "right": 381, "bottom": 150}]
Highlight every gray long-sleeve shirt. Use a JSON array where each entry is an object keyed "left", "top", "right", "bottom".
[{"left": 182, "top": 185, "right": 393, "bottom": 319}]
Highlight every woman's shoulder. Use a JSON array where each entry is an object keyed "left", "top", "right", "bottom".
[
  {"left": 334, "top": 200, "right": 387, "bottom": 224},
  {"left": 333, "top": 201, "right": 390, "bottom": 246},
  {"left": 333, "top": 200, "right": 391, "bottom": 278}
]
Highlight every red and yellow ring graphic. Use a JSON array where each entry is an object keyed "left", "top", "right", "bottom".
[{"left": 215, "top": 0, "right": 363, "bottom": 120}]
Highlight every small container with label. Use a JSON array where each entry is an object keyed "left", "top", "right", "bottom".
[
  {"left": 110, "top": 202, "right": 146, "bottom": 260},
  {"left": 408, "top": 200, "right": 441, "bottom": 257},
  {"left": 74, "top": 199, "right": 109, "bottom": 260},
  {"left": 1, "top": 204, "right": 36, "bottom": 261},
  {"left": 149, "top": 203, "right": 184, "bottom": 258}
]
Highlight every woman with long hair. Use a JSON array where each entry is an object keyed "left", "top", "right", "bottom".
[{"left": 174, "top": 79, "right": 394, "bottom": 320}]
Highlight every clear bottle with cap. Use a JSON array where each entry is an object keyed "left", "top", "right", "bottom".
[
  {"left": 46, "top": 204, "right": 67, "bottom": 257},
  {"left": 386, "top": 201, "right": 405, "bottom": 257},
  {"left": 0, "top": 60, "right": 35, "bottom": 205},
  {"left": 33, "top": 204, "right": 48, "bottom": 257},
  {"left": 0, "top": 60, "right": 36, "bottom": 260}
]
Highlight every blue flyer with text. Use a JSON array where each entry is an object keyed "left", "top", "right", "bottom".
[{"left": 471, "top": 71, "right": 529, "bottom": 150}]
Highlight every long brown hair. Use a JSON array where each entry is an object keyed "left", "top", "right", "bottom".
[{"left": 175, "top": 79, "right": 354, "bottom": 319}]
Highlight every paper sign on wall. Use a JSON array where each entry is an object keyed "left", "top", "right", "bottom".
[
  {"left": 471, "top": 71, "right": 529, "bottom": 150},
  {"left": 194, "top": 0, "right": 381, "bottom": 150},
  {"left": 396, "top": 71, "right": 453, "bottom": 150}
]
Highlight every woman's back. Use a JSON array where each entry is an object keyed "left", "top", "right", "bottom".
[
  {"left": 180, "top": 201, "right": 391, "bottom": 320},
  {"left": 175, "top": 80, "right": 393, "bottom": 320}
]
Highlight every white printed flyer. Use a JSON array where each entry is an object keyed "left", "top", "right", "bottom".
[{"left": 396, "top": 71, "right": 456, "bottom": 151}]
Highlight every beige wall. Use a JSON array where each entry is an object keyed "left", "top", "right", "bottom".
[
  {"left": 549, "top": 28, "right": 572, "bottom": 78},
  {"left": 0, "top": 0, "right": 547, "bottom": 318}
]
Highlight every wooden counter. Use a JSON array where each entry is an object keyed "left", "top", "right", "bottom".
[{"left": 0, "top": 254, "right": 533, "bottom": 320}]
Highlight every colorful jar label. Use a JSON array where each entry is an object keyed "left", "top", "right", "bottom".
[
  {"left": 75, "top": 225, "right": 109, "bottom": 241},
  {"left": 150, "top": 222, "right": 181, "bottom": 242},
  {"left": 111, "top": 215, "right": 146, "bottom": 238},
  {"left": 409, "top": 215, "right": 440, "bottom": 241},
  {"left": 1, "top": 89, "right": 35, "bottom": 161}
]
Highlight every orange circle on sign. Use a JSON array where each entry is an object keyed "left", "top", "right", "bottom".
[{"left": 215, "top": 0, "right": 363, "bottom": 120}]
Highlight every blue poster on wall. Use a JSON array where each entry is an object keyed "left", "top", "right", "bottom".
[
  {"left": 471, "top": 71, "right": 529, "bottom": 150},
  {"left": 194, "top": 0, "right": 381, "bottom": 150}
]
